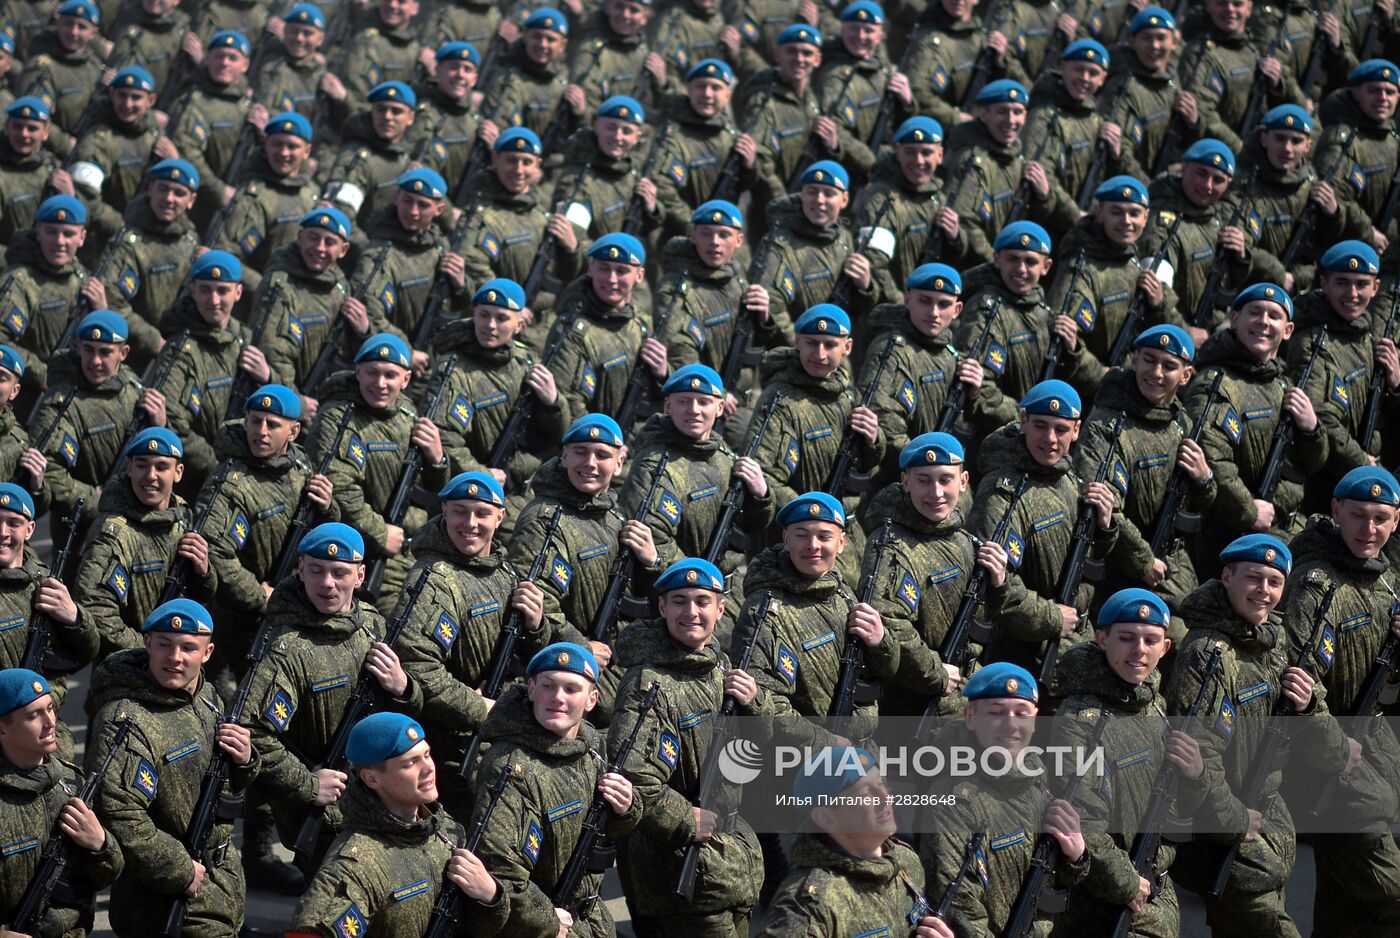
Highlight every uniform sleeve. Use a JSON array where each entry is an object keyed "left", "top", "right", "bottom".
[
  {"left": 250, "top": 275, "right": 305, "bottom": 388},
  {"left": 289, "top": 848, "right": 390, "bottom": 937},
  {"left": 1161, "top": 640, "right": 1248, "bottom": 837},
  {"left": 311, "top": 408, "right": 389, "bottom": 554},
  {"left": 966, "top": 478, "right": 1061, "bottom": 641},
  {"left": 243, "top": 649, "right": 321, "bottom": 808},
  {"left": 728, "top": 593, "right": 833, "bottom": 754},
  {"left": 1188, "top": 375, "right": 1259, "bottom": 532},
  {"left": 169, "top": 96, "right": 227, "bottom": 200},
  {"left": 391, "top": 566, "right": 491, "bottom": 733},
  {"left": 468, "top": 771, "right": 559, "bottom": 938},
  {"left": 1292, "top": 335, "right": 1367, "bottom": 473},
  {"left": 351, "top": 246, "right": 404, "bottom": 343},
  {"left": 202, "top": 484, "right": 267, "bottom": 613},
  {"left": 507, "top": 503, "right": 586, "bottom": 648},
  {"left": 1192, "top": 48, "right": 1243, "bottom": 154},
  {"left": 1280, "top": 577, "right": 1361, "bottom": 777},
  {"left": 208, "top": 186, "right": 270, "bottom": 271},
  {"left": 100, "top": 241, "right": 163, "bottom": 363},
  {"left": 955, "top": 296, "right": 1019, "bottom": 432},
  {"left": 920, "top": 807, "right": 996, "bottom": 938},
  {"left": 868, "top": 541, "right": 950, "bottom": 703},
  {"left": 75, "top": 809, "right": 125, "bottom": 890},
  {"left": 1077, "top": 416, "right": 1154, "bottom": 581},
  {"left": 1049, "top": 712, "right": 1140, "bottom": 906},
  {"left": 748, "top": 386, "right": 801, "bottom": 512},
  {"left": 72, "top": 526, "right": 141, "bottom": 656},
  {"left": 617, "top": 451, "right": 684, "bottom": 570},
  {"left": 545, "top": 317, "right": 593, "bottom": 433},
  {"left": 754, "top": 877, "right": 841, "bottom": 937},
  {"left": 161, "top": 346, "right": 217, "bottom": 481},
  {"left": 609, "top": 675, "right": 700, "bottom": 850},
  {"left": 30, "top": 386, "right": 95, "bottom": 515}
]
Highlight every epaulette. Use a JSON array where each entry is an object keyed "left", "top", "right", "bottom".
[
  {"left": 32, "top": 54, "right": 50, "bottom": 67},
  {"left": 102, "top": 515, "right": 127, "bottom": 533},
  {"left": 1305, "top": 568, "right": 1327, "bottom": 584},
  {"left": 364, "top": 26, "right": 379, "bottom": 36}
]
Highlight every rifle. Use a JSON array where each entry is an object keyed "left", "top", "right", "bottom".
[
  {"left": 709, "top": 83, "right": 771, "bottom": 203},
  {"left": 674, "top": 593, "right": 772, "bottom": 900},
  {"left": 1147, "top": 372, "right": 1223, "bottom": 559},
  {"left": 1003, "top": 708, "right": 1112, "bottom": 938},
  {"left": 1360, "top": 289, "right": 1399, "bottom": 454},
  {"left": 1301, "top": 0, "right": 1343, "bottom": 94},
  {"left": 1257, "top": 326, "right": 1325, "bottom": 502},
  {"left": 920, "top": 150, "right": 976, "bottom": 265},
  {"left": 1240, "top": 16, "right": 1289, "bottom": 134},
  {"left": 787, "top": 65, "right": 860, "bottom": 191},
  {"left": 268, "top": 406, "right": 354, "bottom": 586},
  {"left": 542, "top": 40, "right": 604, "bottom": 153},
  {"left": 935, "top": 297, "right": 1001, "bottom": 433},
  {"left": 1359, "top": 1, "right": 1386, "bottom": 59},
  {"left": 1039, "top": 412, "right": 1125, "bottom": 687},
  {"left": 703, "top": 390, "right": 783, "bottom": 564},
  {"left": 523, "top": 161, "right": 590, "bottom": 305},
  {"left": 824, "top": 333, "right": 896, "bottom": 497},
  {"left": 552, "top": 681, "right": 662, "bottom": 912},
  {"left": 586, "top": 453, "right": 671, "bottom": 644},
  {"left": 1106, "top": 213, "right": 1184, "bottom": 367},
  {"left": 934, "top": 827, "right": 988, "bottom": 922},
  {"left": 302, "top": 245, "right": 391, "bottom": 394},
  {"left": 1108, "top": 647, "right": 1224, "bottom": 938},
  {"left": 1153, "top": 45, "right": 1209, "bottom": 178},
  {"left": 488, "top": 305, "right": 581, "bottom": 469},
  {"left": 1279, "top": 133, "right": 1353, "bottom": 270},
  {"left": 961, "top": 0, "right": 1011, "bottom": 109},
  {"left": 103, "top": 332, "right": 189, "bottom": 489},
  {"left": 456, "top": 506, "right": 564, "bottom": 780},
  {"left": 363, "top": 355, "right": 458, "bottom": 597},
  {"left": 1077, "top": 79, "right": 1133, "bottom": 210},
  {"left": 160, "top": 616, "right": 275, "bottom": 937},
  {"left": 1041, "top": 250, "right": 1086, "bottom": 382},
  {"left": 622, "top": 119, "right": 672, "bottom": 235},
  {"left": 614, "top": 281, "right": 687, "bottom": 433},
  {"left": 293, "top": 569, "right": 432, "bottom": 858},
  {"left": 19, "top": 498, "right": 85, "bottom": 675},
  {"left": 1191, "top": 166, "right": 1259, "bottom": 329},
  {"left": 1209, "top": 584, "right": 1338, "bottom": 898},
  {"left": 828, "top": 192, "right": 894, "bottom": 311},
  {"left": 154, "top": 460, "right": 232, "bottom": 607},
  {"left": 1378, "top": 156, "right": 1400, "bottom": 241},
  {"left": 1008, "top": 110, "right": 1057, "bottom": 224},
  {"left": 58, "top": 227, "right": 129, "bottom": 352},
  {"left": 414, "top": 197, "right": 484, "bottom": 351},
  {"left": 19, "top": 386, "right": 76, "bottom": 489},
  {"left": 868, "top": 27, "right": 925, "bottom": 148},
  {"left": 421, "top": 768, "right": 511, "bottom": 938},
  {"left": 716, "top": 232, "right": 776, "bottom": 394},
  {"left": 10, "top": 717, "right": 132, "bottom": 935},
  {"left": 829, "top": 519, "right": 892, "bottom": 718},
  {"left": 222, "top": 283, "right": 280, "bottom": 423}
]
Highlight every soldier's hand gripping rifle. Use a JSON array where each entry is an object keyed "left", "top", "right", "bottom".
[
  {"left": 717, "top": 232, "right": 776, "bottom": 395},
  {"left": 1279, "top": 132, "right": 1353, "bottom": 270},
  {"left": 222, "top": 282, "right": 281, "bottom": 423},
  {"left": 488, "top": 305, "right": 581, "bottom": 469},
  {"left": 542, "top": 40, "right": 604, "bottom": 153},
  {"left": 1040, "top": 412, "right": 1125, "bottom": 687},
  {"left": 1041, "top": 249, "right": 1086, "bottom": 383},
  {"left": 422, "top": 768, "right": 511, "bottom": 938},
  {"left": 1257, "top": 326, "right": 1325, "bottom": 503},
  {"left": 20, "top": 498, "right": 84, "bottom": 674},
  {"left": 933, "top": 826, "right": 988, "bottom": 923},
  {"left": 104, "top": 332, "right": 189, "bottom": 489},
  {"left": 415, "top": 197, "right": 485, "bottom": 352},
  {"left": 824, "top": 333, "right": 896, "bottom": 497},
  {"left": 827, "top": 192, "right": 894, "bottom": 312},
  {"left": 829, "top": 518, "right": 892, "bottom": 719},
  {"left": 703, "top": 390, "right": 783, "bottom": 564},
  {"left": 868, "top": 27, "right": 924, "bottom": 148},
  {"left": 920, "top": 150, "right": 976, "bottom": 266},
  {"left": 552, "top": 681, "right": 662, "bottom": 912},
  {"left": 364, "top": 354, "right": 458, "bottom": 598},
  {"left": 787, "top": 66, "right": 861, "bottom": 191},
  {"left": 1376, "top": 150, "right": 1400, "bottom": 241},
  {"left": 303, "top": 245, "right": 392, "bottom": 394},
  {"left": 615, "top": 280, "right": 687, "bottom": 433},
  {"left": 267, "top": 405, "right": 354, "bottom": 587},
  {"left": 1148, "top": 372, "right": 1223, "bottom": 559},
  {"left": 294, "top": 569, "right": 431, "bottom": 858},
  {"left": 709, "top": 84, "right": 771, "bottom": 203},
  {"left": 1301, "top": 0, "right": 1344, "bottom": 93},
  {"left": 160, "top": 617, "right": 276, "bottom": 938},
  {"left": 1076, "top": 80, "right": 1132, "bottom": 210},
  {"left": 10, "top": 717, "right": 133, "bottom": 936},
  {"left": 935, "top": 297, "right": 1001, "bottom": 434},
  {"left": 1109, "top": 646, "right": 1223, "bottom": 938},
  {"left": 58, "top": 228, "right": 129, "bottom": 352},
  {"left": 1359, "top": 288, "right": 1398, "bottom": 455},
  {"left": 523, "top": 161, "right": 591, "bottom": 306},
  {"left": 155, "top": 460, "right": 232, "bottom": 607},
  {"left": 1240, "top": 22, "right": 1289, "bottom": 135},
  {"left": 961, "top": 0, "right": 1011, "bottom": 109},
  {"left": 622, "top": 119, "right": 672, "bottom": 236},
  {"left": 587, "top": 454, "right": 671, "bottom": 645},
  {"left": 20, "top": 386, "right": 77, "bottom": 489},
  {"left": 1192, "top": 166, "right": 1259, "bottom": 330},
  {"left": 456, "top": 506, "right": 564, "bottom": 781},
  {"left": 1008, "top": 111, "right": 1057, "bottom": 224},
  {"left": 1209, "top": 584, "right": 1337, "bottom": 899},
  {"left": 1003, "top": 707, "right": 1112, "bottom": 938},
  {"left": 1107, "top": 213, "right": 1184, "bottom": 368},
  {"left": 1153, "top": 46, "right": 1209, "bottom": 178}
]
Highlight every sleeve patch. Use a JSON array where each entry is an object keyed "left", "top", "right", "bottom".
[
  {"left": 657, "top": 729, "right": 680, "bottom": 770},
  {"left": 5, "top": 305, "right": 26, "bottom": 337},
  {"left": 580, "top": 364, "right": 597, "bottom": 398},
  {"left": 133, "top": 758, "right": 158, "bottom": 799},
  {"left": 60, "top": 432, "right": 78, "bottom": 467},
  {"left": 1221, "top": 408, "right": 1242, "bottom": 444},
  {"left": 897, "top": 379, "right": 917, "bottom": 414},
  {"left": 433, "top": 612, "right": 458, "bottom": 651},
  {"left": 241, "top": 227, "right": 263, "bottom": 255},
  {"left": 346, "top": 433, "right": 366, "bottom": 469},
  {"left": 118, "top": 268, "right": 140, "bottom": 298},
  {"left": 550, "top": 554, "right": 572, "bottom": 592},
  {"left": 450, "top": 395, "right": 472, "bottom": 429},
  {"left": 1215, "top": 696, "right": 1235, "bottom": 739},
  {"left": 897, "top": 571, "right": 920, "bottom": 611},
  {"left": 105, "top": 563, "right": 129, "bottom": 601},
  {"left": 782, "top": 437, "right": 800, "bottom": 473},
  {"left": 658, "top": 490, "right": 682, "bottom": 525},
  {"left": 334, "top": 903, "right": 366, "bottom": 938},
  {"left": 287, "top": 315, "right": 304, "bottom": 344},
  {"left": 1004, "top": 531, "right": 1024, "bottom": 568},
  {"left": 229, "top": 511, "right": 249, "bottom": 549},
  {"left": 266, "top": 690, "right": 294, "bottom": 731},
  {"left": 984, "top": 342, "right": 1007, "bottom": 375},
  {"left": 522, "top": 820, "right": 543, "bottom": 864},
  {"left": 776, "top": 644, "right": 798, "bottom": 684}
]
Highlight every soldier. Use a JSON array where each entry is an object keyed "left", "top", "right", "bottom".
[
  {"left": 646, "top": 0, "right": 729, "bottom": 100},
  {"left": 105, "top": 0, "right": 193, "bottom": 92},
  {"left": 0, "top": 476, "right": 87, "bottom": 681},
  {"left": 285, "top": 712, "right": 509, "bottom": 937},
  {"left": 85, "top": 598, "right": 258, "bottom": 938},
  {"left": 1098, "top": 6, "right": 1197, "bottom": 180},
  {"left": 16, "top": 0, "right": 105, "bottom": 135},
  {"left": 550, "top": 94, "right": 654, "bottom": 248},
  {"left": 813, "top": 1, "right": 905, "bottom": 173},
  {"left": 570, "top": 0, "right": 653, "bottom": 110},
  {"left": 337, "top": 0, "right": 425, "bottom": 110},
  {"left": 320, "top": 81, "right": 419, "bottom": 231},
  {"left": 0, "top": 97, "right": 60, "bottom": 248},
  {"left": 1165, "top": 534, "right": 1352, "bottom": 938},
  {"left": 243, "top": 522, "right": 418, "bottom": 868},
  {"left": 468, "top": 640, "right": 639, "bottom": 937},
  {"left": 479, "top": 7, "right": 573, "bottom": 141},
  {"left": 1003, "top": 0, "right": 1079, "bottom": 77},
  {"left": 0, "top": 354, "right": 45, "bottom": 510},
  {"left": 967, "top": 379, "right": 1118, "bottom": 673},
  {"left": 413, "top": 41, "right": 490, "bottom": 198},
  {"left": 905, "top": 0, "right": 1024, "bottom": 132},
  {"left": 168, "top": 30, "right": 256, "bottom": 229},
  {"left": 254, "top": 5, "right": 328, "bottom": 121},
  {"left": 1314, "top": 59, "right": 1400, "bottom": 245},
  {"left": 0, "top": 669, "right": 122, "bottom": 935}
]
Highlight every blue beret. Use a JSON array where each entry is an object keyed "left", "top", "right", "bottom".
[
  {"left": 840, "top": 1, "right": 884, "bottom": 23},
  {"left": 76, "top": 309, "right": 128, "bottom": 343},
  {"left": 0, "top": 483, "right": 35, "bottom": 520},
  {"left": 368, "top": 80, "right": 416, "bottom": 108},
  {"left": 142, "top": 598, "right": 213, "bottom": 635},
  {"left": 35, "top": 194, "right": 85, "bottom": 226},
  {"left": 1232, "top": 282, "right": 1293, "bottom": 320},
  {"left": 1320, "top": 239, "right": 1380, "bottom": 274},
  {"left": 127, "top": 427, "right": 182, "bottom": 459},
  {"left": 692, "top": 199, "right": 743, "bottom": 228},
  {"left": 527, "top": 641, "right": 598, "bottom": 682},
  {"left": 57, "top": 0, "right": 99, "bottom": 24},
  {"left": 473, "top": 277, "right": 526, "bottom": 311},
  {"left": 662, "top": 363, "right": 724, "bottom": 397},
  {"left": 265, "top": 110, "right": 312, "bottom": 141},
  {"left": 906, "top": 262, "right": 960, "bottom": 295},
  {"left": 794, "top": 303, "right": 851, "bottom": 336},
  {"left": 894, "top": 115, "right": 943, "bottom": 145},
  {"left": 436, "top": 41, "right": 480, "bottom": 66},
  {"left": 354, "top": 333, "right": 412, "bottom": 368},
  {"left": 111, "top": 64, "right": 155, "bottom": 91},
  {"left": 563, "top": 413, "right": 624, "bottom": 446},
  {"left": 149, "top": 158, "right": 199, "bottom": 189},
  {"left": 994, "top": 220, "right": 1051, "bottom": 254},
  {"left": 655, "top": 557, "right": 725, "bottom": 592},
  {"left": 494, "top": 126, "right": 542, "bottom": 154},
  {"left": 792, "top": 746, "right": 877, "bottom": 801},
  {"left": 1134, "top": 324, "right": 1194, "bottom": 361},
  {"left": 1220, "top": 533, "right": 1291, "bottom": 574},
  {"left": 596, "top": 95, "right": 644, "bottom": 124},
  {"left": 686, "top": 58, "right": 735, "bottom": 85},
  {"left": 1062, "top": 38, "right": 1108, "bottom": 67},
  {"left": 6, "top": 96, "right": 50, "bottom": 121},
  {"left": 0, "top": 668, "right": 50, "bottom": 715},
  {"left": 524, "top": 7, "right": 568, "bottom": 33},
  {"left": 245, "top": 383, "right": 301, "bottom": 419},
  {"left": 1019, "top": 379, "right": 1082, "bottom": 418},
  {"left": 800, "top": 159, "right": 849, "bottom": 191},
  {"left": 777, "top": 23, "right": 822, "bottom": 45},
  {"left": 1129, "top": 5, "right": 1175, "bottom": 33},
  {"left": 189, "top": 250, "right": 242, "bottom": 283},
  {"left": 346, "top": 712, "right": 426, "bottom": 765},
  {"left": 900, "top": 432, "right": 965, "bottom": 469},
  {"left": 1351, "top": 59, "right": 1400, "bottom": 86},
  {"left": 776, "top": 491, "right": 846, "bottom": 528},
  {"left": 1098, "top": 588, "right": 1171, "bottom": 628},
  {"left": 0, "top": 344, "right": 24, "bottom": 378},
  {"left": 299, "top": 522, "right": 365, "bottom": 561},
  {"left": 301, "top": 206, "right": 351, "bottom": 239},
  {"left": 208, "top": 29, "right": 250, "bottom": 55},
  {"left": 1094, "top": 174, "right": 1149, "bottom": 206},
  {"left": 398, "top": 167, "right": 447, "bottom": 199},
  {"left": 283, "top": 3, "right": 326, "bottom": 27},
  {"left": 588, "top": 232, "right": 646, "bottom": 265},
  {"left": 439, "top": 470, "right": 505, "bottom": 506},
  {"left": 1182, "top": 138, "right": 1235, "bottom": 176},
  {"left": 1333, "top": 466, "right": 1400, "bottom": 506},
  {"left": 977, "top": 78, "right": 1028, "bottom": 105},
  {"left": 964, "top": 661, "right": 1038, "bottom": 702},
  {"left": 1260, "top": 104, "right": 1312, "bottom": 135},
  {"left": 0, "top": 32, "right": 13, "bottom": 54}
]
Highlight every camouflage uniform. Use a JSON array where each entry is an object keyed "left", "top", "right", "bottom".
[
  {"left": 650, "top": 93, "right": 749, "bottom": 239},
  {"left": 1185, "top": 17, "right": 1306, "bottom": 154},
  {"left": 318, "top": 111, "right": 415, "bottom": 229},
  {"left": 411, "top": 81, "right": 480, "bottom": 198},
  {"left": 0, "top": 137, "right": 59, "bottom": 248},
  {"left": 246, "top": 242, "right": 351, "bottom": 392},
  {"left": 17, "top": 31, "right": 105, "bottom": 134},
  {"left": 101, "top": 197, "right": 202, "bottom": 367},
  {"left": 478, "top": 38, "right": 569, "bottom": 138},
  {"left": 339, "top": 10, "right": 423, "bottom": 107},
  {"left": 543, "top": 276, "right": 650, "bottom": 426},
  {"left": 0, "top": 551, "right": 97, "bottom": 707},
  {"left": 759, "top": 834, "right": 929, "bottom": 938},
  {"left": 852, "top": 154, "right": 971, "bottom": 303},
  {"left": 208, "top": 150, "right": 319, "bottom": 293},
  {"left": 646, "top": 0, "right": 728, "bottom": 98},
  {"left": 353, "top": 207, "right": 459, "bottom": 346},
  {"left": 547, "top": 129, "right": 652, "bottom": 248},
  {"left": 0, "top": 226, "right": 92, "bottom": 392},
  {"left": 813, "top": 41, "right": 891, "bottom": 181},
  {"left": 457, "top": 168, "right": 583, "bottom": 297},
  {"left": 419, "top": 0, "right": 498, "bottom": 49},
  {"left": 1099, "top": 43, "right": 1198, "bottom": 178},
  {"left": 65, "top": 98, "right": 164, "bottom": 246},
  {"left": 168, "top": 71, "right": 254, "bottom": 213},
  {"left": 569, "top": 11, "right": 648, "bottom": 110},
  {"left": 252, "top": 45, "right": 326, "bottom": 119},
  {"left": 760, "top": 195, "right": 873, "bottom": 338},
  {"left": 905, "top": 4, "right": 1024, "bottom": 132},
  {"left": 106, "top": 9, "right": 193, "bottom": 92},
  {"left": 1314, "top": 88, "right": 1400, "bottom": 244}
]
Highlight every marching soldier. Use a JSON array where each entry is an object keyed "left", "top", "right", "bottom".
[
  {"left": 550, "top": 95, "right": 653, "bottom": 248},
  {"left": 167, "top": 30, "right": 257, "bottom": 229},
  {"left": 105, "top": 0, "right": 193, "bottom": 93},
  {"left": 1314, "top": 59, "right": 1400, "bottom": 245},
  {"left": 338, "top": 0, "right": 425, "bottom": 110},
  {"left": 412, "top": 41, "right": 491, "bottom": 197},
  {"left": 813, "top": 1, "right": 901, "bottom": 176},
  {"left": 0, "top": 97, "right": 60, "bottom": 248},
  {"left": 253, "top": 5, "right": 328, "bottom": 120},
  {"left": 570, "top": 0, "right": 653, "bottom": 111},
  {"left": 0, "top": 353, "right": 46, "bottom": 509},
  {"left": 905, "top": 0, "right": 1025, "bottom": 132},
  {"left": 478, "top": 7, "right": 574, "bottom": 141},
  {"left": 320, "top": 81, "right": 420, "bottom": 231},
  {"left": 1098, "top": 6, "right": 1197, "bottom": 180},
  {"left": 16, "top": 0, "right": 105, "bottom": 135}
]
